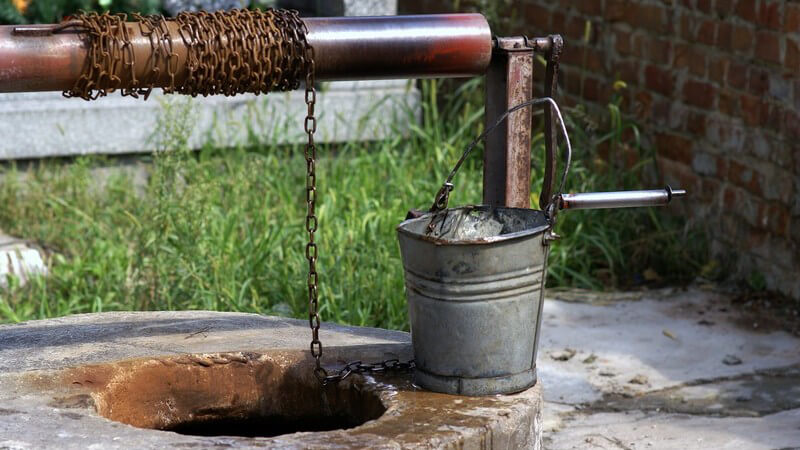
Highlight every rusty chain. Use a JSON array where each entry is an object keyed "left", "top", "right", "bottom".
[
  {"left": 62, "top": 9, "right": 310, "bottom": 100},
  {"left": 61, "top": 8, "right": 413, "bottom": 385}
]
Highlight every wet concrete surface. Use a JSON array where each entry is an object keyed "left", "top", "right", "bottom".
[
  {"left": 0, "top": 311, "right": 542, "bottom": 449},
  {"left": 539, "top": 287, "right": 800, "bottom": 449}
]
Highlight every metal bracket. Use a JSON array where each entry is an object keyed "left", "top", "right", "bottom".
[{"left": 483, "top": 34, "right": 563, "bottom": 210}]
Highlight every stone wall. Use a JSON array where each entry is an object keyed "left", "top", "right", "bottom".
[{"left": 399, "top": 0, "right": 800, "bottom": 299}]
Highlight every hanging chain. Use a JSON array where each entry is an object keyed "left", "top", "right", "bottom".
[{"left": 295, "top": 15, "right": 326, "bottom": 383}]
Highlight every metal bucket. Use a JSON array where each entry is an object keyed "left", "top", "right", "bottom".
[
  {"left": 397, "top": 205, "right": 552, "bottom": 395},
  {"left": 395, "top": 97, "right": 684, "bottom": 395}
]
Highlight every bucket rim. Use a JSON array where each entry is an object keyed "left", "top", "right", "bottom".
[{"left": 396, "top": 204, "right": 552, "bottom": 245}]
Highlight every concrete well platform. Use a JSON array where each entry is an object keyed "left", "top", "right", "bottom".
[{"left": 0, "top": 311, "right": 542, "bottom": 449}]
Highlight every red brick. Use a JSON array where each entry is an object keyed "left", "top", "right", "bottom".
[
  {"left": 729, "top": 159, "right": 763, "bottom": 196},
  {"left": 718, "top": 89, "right": 738, "bottom": 115},
  {"left": 585, "top": 48, "right": 607, "bottom": 73},
  {"left": 575, "top": 0, "right": 602, "bottom": 17},
  {"left": 787, "top": 38, "right": 800, "bottom": 73},
  {"left": 785, "top": 3, "right": 800, "bottom": 32},
  {"left": 652, "top": 98, "right": 672, "bottom": 127},
  {"left": 582, "top": 76, "right": 604, "bottom": 102},
  {"left": 700, "top": 177, "right": 721, "bottom": 202},
  {"left": 564, "top": 70, "right": 581, "bottom": 94},
  {"left": 561, "top": 45, "right": 584, "bottom": 66},
  {"left": 740, "top": 94, "right": 762, "bottom": 126},
  {"left": 696, "top": 20, "right": 716, "bottom": 46},
  {"left": 565, "top": 15, "right": 586, "bottom": 42},
  {"left": 683, "top": 79, "right": 716, "bottom": 108},
  {"left": 755, "top": 31, "right": 781, "bottom": 64},
  {"left": 673, "top": 43, "right": 688, "bottom": 69},
  {"left": 634, "top": 90, "right": 653, "bottom": 119},
  {"left": 716, "top": 0, "right": 735, "bottom": 16},
  {"left": 748, "top": 67, "right": 770, "bottom": 95},
  {"left": 689, "top": 47, "right": 707, "bottom": 76},
  {"left": 716, "top": 22, "right": 733, "bottom": 50},
  {"left": 735, "top": 0, "right": 757, "bottom": 22},
  {"left": 731, "top": 25, "right": 755, "bottom": 54},
  {"left": 645, "top": 65, "right": 674, "bottom": 96},
  {"left": 615, "top": 28, "right": 632, "bottom": 55},
  {"left": 759, "top": 203, "right": 791, "bottom": 236},
  {"left": 760, "top": 102, "right": 778, "bottom": 130},
  {"left": 525, "top": 4, "right": 551, "bottom": 31},
  {"left": 655, "top": 132, "right": 693, "bottom": 164},
  {"left": 746, "top": 226, "right": 767, "bottom": 247},
  {"left": 659, "top": 158, "right": 702, "bottom": 193},
  {"left": 709, "top": 57, "right": 727, "bottom": 84},
  {"left": 605, "top": 0, "right": 626, "bottom": 21},
  {"left": 624, "top": 3, "right": 670, "bottom": 34},
  {"left": 617, "top": 60, "right": 641, "bottom": 85},
  {"left": 723, "top": 186, "right": 738, "bottom": 210},
  {"left": 688, "top": 111, "right": 708, "bottom": 135},
  {"left": 551, "top": 11, "right": 566, "bottom": 32},
  {"left": 757, "top": 0, "right": 782, "bottom": 30},
  {"left": 795, "top": 80, "right": 800, "bottom": 112},
  {"left": 643, "top": 36, "right": 672, "bottom": 64},
  {"left": 679, "top": 13, "right": 693, "bottom": 41},
  {"left": 785, "top": 110, "right": 800, "bottom": 140}
]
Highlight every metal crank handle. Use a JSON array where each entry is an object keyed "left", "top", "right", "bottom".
[{"left": 558, "top": 186, "right": 686, "bottom": 211}]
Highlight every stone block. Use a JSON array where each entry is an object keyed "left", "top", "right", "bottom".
[
  {"left": 0, "top": 80, "right": 420, "bottom": 160},
  {"left": 0, "top": 234, "right": 46, "bottom": 287}
]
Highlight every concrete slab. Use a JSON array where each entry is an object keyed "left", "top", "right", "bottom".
[
  {"left": 0, "top": 233, "right": 47, "bottom": 287},
  {"left": 538, "top": 288, "right": 800, "bottom": 403},
  {"left": 547, "top": 409, "right": 800, "bottom": 450},
  {"left": 0, "top": 311, "right": 542, "bottom": 449},
  {"left": 538, "top": 288, "right": 800, "bottom": 449},
  {"left": 0, "top": 80, "right": 420, "bottom": 160}
]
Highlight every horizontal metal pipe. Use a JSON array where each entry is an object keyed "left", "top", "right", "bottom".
[
  {"left": 305, "top": 14, "right": 492, "bottom": 80},
  {"left": 559, "top": 187, "right": 687, "bottom": 210},
  {"left": 0, "top": 14, "right": 492, "bottom": 93}
]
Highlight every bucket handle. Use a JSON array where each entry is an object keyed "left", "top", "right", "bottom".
[{"left": 429, "top": 96, "right": 573, "bottom": 220}]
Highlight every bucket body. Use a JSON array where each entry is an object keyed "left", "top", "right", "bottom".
[{"left": 397, "top": 205, "right": 551, "bottom": 395}]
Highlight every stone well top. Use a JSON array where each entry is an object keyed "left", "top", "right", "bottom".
[{"left": 0, "top": 311, "right": 542, "bottom": 449}]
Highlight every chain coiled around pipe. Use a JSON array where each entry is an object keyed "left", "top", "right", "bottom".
[{"left": 62, "top": 9, "right": 311, "bottom": 101}]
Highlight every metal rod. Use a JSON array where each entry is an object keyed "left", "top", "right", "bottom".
[
  {"left": 0, "top": 14, "right": 492, "bottom": 93},
  {"left": 559, "top": 186, "right": 687, "bottom": 210}
]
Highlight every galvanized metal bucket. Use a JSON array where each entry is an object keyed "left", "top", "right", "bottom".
[
  {"left": 395, "top": 97, "right": 684, "bottom": 395},
  {"left": 397, "top": 205, "right": 552, "bottom": 395},
  {"left": 394, "top": 98, "right": 568, "bottom": 396}
]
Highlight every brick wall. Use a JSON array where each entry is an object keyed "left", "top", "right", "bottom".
[{"left": 399, "top": 0, "right": 800, "bottom": 299}]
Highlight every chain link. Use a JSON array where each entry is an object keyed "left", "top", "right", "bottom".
[
  {"left": 62, "top": 9, "right": 310, "bottom": 100},
  {"left": 294, "top": 15, "right": 327, "bottom": 383},
  {"left": 319, "top": 359, "right": 416, "bottom": 385}
]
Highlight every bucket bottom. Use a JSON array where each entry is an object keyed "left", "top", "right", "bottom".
[{"left": 414, "top": 366, "right": 537, "bottom": 396}]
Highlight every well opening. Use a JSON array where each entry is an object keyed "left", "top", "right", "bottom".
[{"left": 77, "top": 352, "right": 386, "bottom": 438}]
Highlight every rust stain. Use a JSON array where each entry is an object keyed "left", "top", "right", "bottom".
[{"left": 19, "top": 348, "right": 534, "bottom": 446}]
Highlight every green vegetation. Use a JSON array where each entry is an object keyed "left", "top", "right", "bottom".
[
  {"left": 0, "top": 0, "right": 162, "bottom": 25},
  {"left": 0, "top": 79, "right": 707, "bottom": 329}
]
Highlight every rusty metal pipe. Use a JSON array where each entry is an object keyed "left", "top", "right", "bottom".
[{"left": 0, "top": 14, "right": 492, "bottom": 93}]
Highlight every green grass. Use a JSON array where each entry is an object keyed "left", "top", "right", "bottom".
[{"left": 0, "top": 79, "right": 707, "bottom": 329}]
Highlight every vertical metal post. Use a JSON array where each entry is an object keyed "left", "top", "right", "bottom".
[{"left": 483, "top": 39, "right": 534, "bottom": 208}]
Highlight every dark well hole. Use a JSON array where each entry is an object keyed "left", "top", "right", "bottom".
[{"left": 86, "top": 353, "right": 386, "bottom": 438}]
